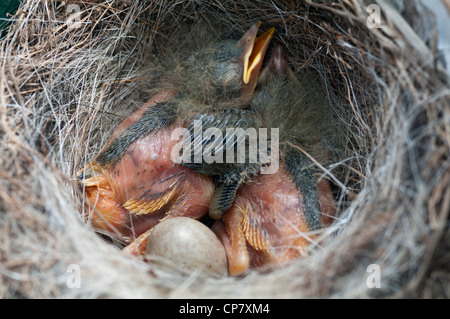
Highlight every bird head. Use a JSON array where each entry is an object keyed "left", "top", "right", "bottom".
[{"left": 173, "top": 22, "right": 275, "bottom": 109}]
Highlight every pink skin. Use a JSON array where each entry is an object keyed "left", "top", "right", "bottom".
[
  {"left": 212, "top": 165, "right": 335, "bottom": 276},
  {"left": 81, "top": 90, "right": 214, "bottom": 255},
  {"left": 210, "top": 44, "right": 337, "bottom": 276},
  {"left": 81, "top": 24, "right": 275, "bottom": 256}
]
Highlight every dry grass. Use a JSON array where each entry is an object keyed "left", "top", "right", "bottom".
[{"left": 0, "top": 0, "right": 449, "bottom": 298}]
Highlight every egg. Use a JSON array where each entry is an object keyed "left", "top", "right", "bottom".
[{"left": 146, "top": 217, "right": 228, "bottom": 276}]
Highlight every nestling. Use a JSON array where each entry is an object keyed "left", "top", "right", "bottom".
[
  {"left": 77, "top": 22, "right": 274, "bottom": 254},
  {"left": 212, "top": 44, "right": 337, "bottom": 275}
]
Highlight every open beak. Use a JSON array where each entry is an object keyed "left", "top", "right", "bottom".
[{"left": 238, "top": 22, "right": 275, "bottom": 85}]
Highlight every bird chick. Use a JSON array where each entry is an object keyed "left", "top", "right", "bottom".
[
  {"left": 212, "top": 44, "right": 337, "bottom": 276},
  {"left": 77, "top": 23, "right": 274, "bottom": 254},
  {"left": 173, "top": 24, "right": 276, "bottom": 220}
]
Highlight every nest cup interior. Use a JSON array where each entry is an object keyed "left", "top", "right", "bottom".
[
  {"left": 74, "top": 5, "right": 364, "bottom": 276},
  {"left": 1, "top": 0, "right": 449, "bottom": 298}
]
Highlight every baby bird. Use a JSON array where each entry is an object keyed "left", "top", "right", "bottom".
[
  {"left": 212, "top": 45, "right": 337, "bottom": 275},
  {"left": 78, "top": 23, "right": 274, "bottom": 254}
]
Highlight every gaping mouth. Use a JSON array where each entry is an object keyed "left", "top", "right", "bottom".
[{"left": 241, "top": 23, "right": 275, "bottom": 84}]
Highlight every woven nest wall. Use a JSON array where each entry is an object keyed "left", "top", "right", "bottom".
[{"left": 0, "top": 0, "right": 449, "bottom": 298}]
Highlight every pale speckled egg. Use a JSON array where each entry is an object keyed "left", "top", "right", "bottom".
[{"left": 146, "top": 217, "right": 228, "bottom": 276}]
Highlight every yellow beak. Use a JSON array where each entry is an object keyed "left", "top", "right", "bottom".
[{"left": 238, "top": 22, "right": 275, "bottom": 85}]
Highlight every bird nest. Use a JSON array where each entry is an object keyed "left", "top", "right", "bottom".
[{"left": 1, "top": 0, "right": 449, "bottom": 298}]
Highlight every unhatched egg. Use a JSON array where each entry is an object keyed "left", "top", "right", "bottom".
[{"left": 146, "top": 217, "right": 228, "bottom": 276}]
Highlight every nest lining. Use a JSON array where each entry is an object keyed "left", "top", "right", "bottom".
[{"left": 0, "top": 0, "right": 449, "bottom": 298}]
